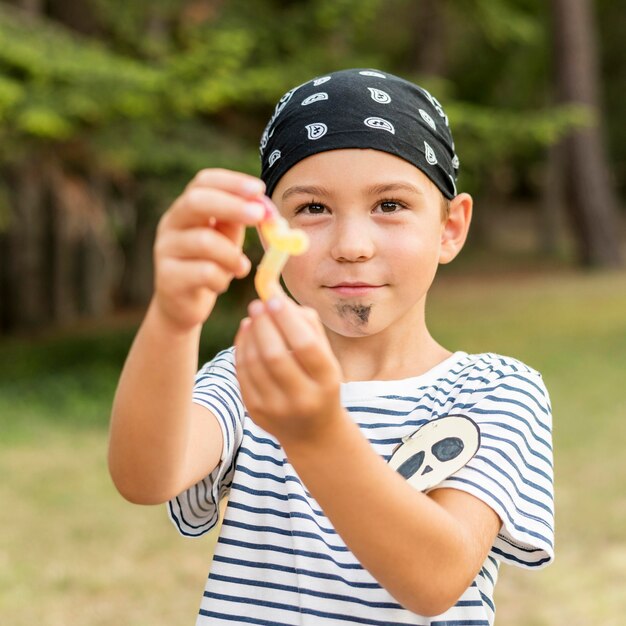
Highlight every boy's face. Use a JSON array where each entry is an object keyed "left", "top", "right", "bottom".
[{"left": 271, "top": 148, "right": 462, "bottom": 340}]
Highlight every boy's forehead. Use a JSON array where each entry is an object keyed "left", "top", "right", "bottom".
[
  {"left": 272, "top": 149, "right": 445, "bottom": 207},
  {"left": 274, "top": 148, "right": 439, "bottom": 199}
]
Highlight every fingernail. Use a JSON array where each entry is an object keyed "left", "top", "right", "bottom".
[
  {"left": 244, "top": 201, "right": 265, "bottom": 221},
  {"left": 267, "top": 296, "right": 283, "bottom": 312},
  {"left": 242, "top": 180, "right": 265, "bottom": 196},
  {"left": 238, "top": 256, "right": 251, "bottom": 275},
  {"left": 248, "top": 299, "right": 264, "bottom": 317}
]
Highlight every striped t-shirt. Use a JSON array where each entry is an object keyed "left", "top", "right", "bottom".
[{"left": 169, "top": 349, "right": 554, "bottom": 626}]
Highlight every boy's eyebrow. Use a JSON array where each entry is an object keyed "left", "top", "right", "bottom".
[
  {"left": 281, "top": 185, "right": 330, "bottom": 201},
  {"left": 365, "top": 182, "right": 426, "bottom": 196},
  {"left": 281, "top": 182, "right": 425, "bottom": 201}
]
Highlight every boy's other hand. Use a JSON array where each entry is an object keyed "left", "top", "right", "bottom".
[
  {"left": 234, "top": 295, "right": 344, "bottom": 446},
  {"left": 153, "top": 169, "right": 265, "bottom": 332}
]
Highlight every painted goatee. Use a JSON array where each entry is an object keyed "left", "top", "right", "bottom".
[{"left": 336, "top": 303, "right": 372, "bottom": 325}]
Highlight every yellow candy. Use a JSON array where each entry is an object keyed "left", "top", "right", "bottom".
[
  {"left": 254, "top": 206, "right": 309, "bottom": 301},
  {"left": 260, "top": 219, "right": 309, "bottom": 255}
]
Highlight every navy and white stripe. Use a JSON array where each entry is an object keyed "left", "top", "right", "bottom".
[{"left": 168, "top": 349, "right": 554, "bottom": 625}]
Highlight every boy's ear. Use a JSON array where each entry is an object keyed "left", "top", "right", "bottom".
[{"left": 439, "top": 192, "right": 472, "bottom": 265}]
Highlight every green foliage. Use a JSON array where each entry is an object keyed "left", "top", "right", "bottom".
[
  {"left": 0, "top": 73, "right": 22, "bottom": 114},
  {"left": 0, "top": 0, "right": 621, "bottom": 323},
  {"left": 449, "top": 101, "right": 591, "bottom": 193},
  {"left": 462, "top": 0, "right": 541, "bottom": 47},
  {"left": 0, "top": 0, "right": 594, "bottom": 189},
  {"left": 0, "top": 5, "right": 164, "bottom": 134}
]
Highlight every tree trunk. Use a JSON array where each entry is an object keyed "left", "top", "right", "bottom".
[
  {"left": 5, "top": 157, "right": 50, "bottom": 330},
  {"left": 406, "top": 0, "right": 448, "bottom": 77},
  {"left": 46, "top": 0, "right": 99, "bottom": 35},
  {"left": 121, "top": 201, "right": 156, "bottom": 307},
  {"left": 539, "top": 142, "right": 565, "bottom": 256},
  {"left": 0, "top": 213, "right": 10, "bottom": 333},
  {"left": 14, "top": 0, "right": 44, "bottom": 16},
  {"left": 551, "top": 0, "right": 623, "bottom": 267},
  {"left": 49, "top": 167, "right": 118, "bottom": 322},
  {"left": 48, "top": 163, "right": 80, "bottom": 325}
]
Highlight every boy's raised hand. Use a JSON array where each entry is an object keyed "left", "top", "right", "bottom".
[
  {"left": 153, "top": 169, "right": 265, "bottom": 332},
  {"left": 234, "top": 295, "right": 344, "bottom": 446}
]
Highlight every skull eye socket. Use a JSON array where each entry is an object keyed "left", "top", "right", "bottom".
[
  {"left": 396, "top": 451, "right": 425, "bottom": 479},
  {"left": 431, "top": 437, "right": 464, "bottom": 462}
]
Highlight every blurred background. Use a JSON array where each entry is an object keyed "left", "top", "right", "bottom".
[{"left": 0, "top": 0, "right": 624, "bottom": 624}]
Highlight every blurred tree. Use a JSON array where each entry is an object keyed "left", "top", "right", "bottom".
[
  {"left": 595, "top": 0, "right": 626, "bottom": 199},
  {"left": 0, "top": 0, "right": 621, "bottom": 334},
  {"left": 550, "top": 0, "right": 622, "bottom": 267},
  {"left": 424, "top": 0, "right": 589, "bottom": 250},
  {"left": 407, "top": 0, "right": 448, "bottom": 77}
]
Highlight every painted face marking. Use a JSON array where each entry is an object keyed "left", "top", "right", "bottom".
[{"left": 335, "top": 304, "right": 372, "bottom": 325}]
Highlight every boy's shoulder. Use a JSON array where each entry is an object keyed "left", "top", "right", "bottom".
[
  {"left": 443, "top": 350, "right": 548, "bottom": 396},
  {"left": 453, "top": 350, "right": 544, "bottom": 380},
  {"left": 195, "top": 347, "right": 237, "bottom": 382},
  {"left": 339, "top": 350, "right": 548, "bottom": 409},
  {"left": 434, "top": 352, "right": 552, "bottom": 428}
]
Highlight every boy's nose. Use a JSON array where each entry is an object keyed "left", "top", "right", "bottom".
[{"left": 330, "top": 219, "right": 376, "bottom": 262}]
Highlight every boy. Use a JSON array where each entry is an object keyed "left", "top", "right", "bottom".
[{"left": 108, "top": 69, "right": 554, "bottom": 625}]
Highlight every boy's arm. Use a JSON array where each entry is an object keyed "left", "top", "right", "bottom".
[
  {"left": 108, "top": 302, "right": 223, "bottom": 504},
  {"left": 235, "top": 296, "right": 501, "bottom": 617},
  {"left": 283, "top": 416, "right": 500, "bottom": 617},
  {"left": 108, "top": 169, "right": 266, "bottom": 505}
]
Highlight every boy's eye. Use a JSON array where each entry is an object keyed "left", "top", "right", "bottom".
[
  {"left": 295, "top": 202, "right": 327, "bottom": 215},
  {"left": 376, "top": 200, "right": 405, "bottom": 213}
]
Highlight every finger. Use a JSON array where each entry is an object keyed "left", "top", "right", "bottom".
[
  {"left": 243, "top": 300, "right": 316, "bottom": 398},
  {"left": 266, "top": 296, "right": 338, "bottom": 383},
  {"left": 235, "top": 315, "right": 281, "bottom": 404},
  {"left": 284, "top": 297, "right": 323, "bottom": 333},
  {"left": 214, "top": 218, "right": 248, "bottom": 251},
  {"left": 234, "top": 319, "right": 258, "bottom": 401},
  {"left": 157, "top": 228, "right": 251, "bottom": 278},
  {"left": 234, "top": 316, "right": 252, "bottom": 349},
  {"left": 157, "top": 258, "right": 236, "bottom": 295},
  {"left": 167, "top": 187, "right": 265, "bottom": 230},
  {"left": 300, "top": 304, "right": 324, "bottom": 333},
  {"left": 187, "top": 168, "right": 266, "bottom": 200},
  {"left": 246, "top": 300, "right": 307, "bottom": 389},
  {"left": 235, "top": 317, "right": 255, "bottom": 388}
]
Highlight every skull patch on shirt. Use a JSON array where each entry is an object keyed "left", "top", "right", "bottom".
[{"left": 388, "top": 415, "right": 480, "bottom": 491}]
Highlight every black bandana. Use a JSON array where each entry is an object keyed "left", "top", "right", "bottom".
[{"left": 259, "top": 68, "right": 460, "bottom": 200}]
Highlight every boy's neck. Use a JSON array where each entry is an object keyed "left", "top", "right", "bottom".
[{"left": 328, "top": 326, "right": 452, "bottom": 383}]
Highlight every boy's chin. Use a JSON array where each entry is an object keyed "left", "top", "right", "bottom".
[{"left": 324, "top": 303, "right": 380, "bottom": 337}]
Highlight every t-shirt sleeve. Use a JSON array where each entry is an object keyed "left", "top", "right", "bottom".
[
  {"left": 434, "top": 356, "right": 555, "bottom": 569},
  {"left": 168, "top": 347, "right": 245, "bottom": 537}
]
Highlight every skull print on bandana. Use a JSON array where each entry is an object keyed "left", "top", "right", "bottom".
[{"left": 259, "top": 68, "right": 460, "bottom": 199}]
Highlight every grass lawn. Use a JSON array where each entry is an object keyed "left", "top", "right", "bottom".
[{"left": 1, "top": 268, "right": 625, "bottom": 625}]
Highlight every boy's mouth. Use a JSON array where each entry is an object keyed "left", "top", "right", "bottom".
[{"left": 327, "top": 282, "right": 384, "bottom": 297}]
